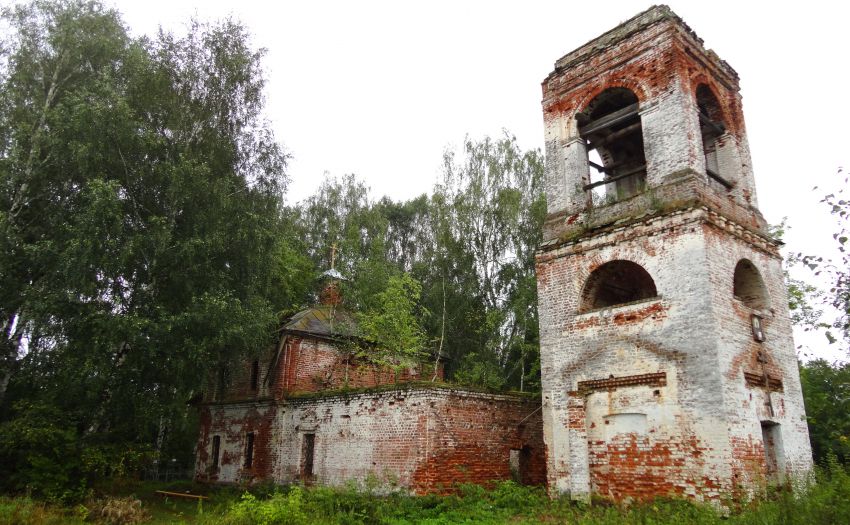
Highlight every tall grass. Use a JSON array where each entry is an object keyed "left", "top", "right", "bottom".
[
  {"left": 0, "top": 497, "right": 87, "bottom": 525},
  {"left": 2, "top": 461, "right": 848, "bottom": 524},
  {"left": 202, "top": 461, "right": 850, "bottom": 525}
]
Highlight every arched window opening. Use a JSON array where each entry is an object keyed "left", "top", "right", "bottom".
[
  {"left": 581, "top": 260, "right": 658, "bottom": 311},
  {"left": 577, "top": 88, "right": 647, "bottom": 203},
  {"left": 696, "top": 85, "right": 732, "bottom": 189},
  {"left": 733, "top": 259, "right": 769, "bottom": 309}
]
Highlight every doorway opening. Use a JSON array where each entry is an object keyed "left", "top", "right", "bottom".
[
  {"left": 760, "top": 422, "right": 784, "bottom": 484},
  {"left": 301, "top": 433, "right": 316, "bottom": 483}
]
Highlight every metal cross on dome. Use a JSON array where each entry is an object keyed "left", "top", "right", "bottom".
[{"left": 322, "top": 242, "right": 345, "bottom": 280}]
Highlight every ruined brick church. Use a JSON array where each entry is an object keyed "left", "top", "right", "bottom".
[{"left": 195, "top": 5, "right": 812, "bottom": 502}]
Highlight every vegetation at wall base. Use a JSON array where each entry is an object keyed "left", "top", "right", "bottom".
[{"left": 1, "top": 465, "right": 850, "bottom": 525}]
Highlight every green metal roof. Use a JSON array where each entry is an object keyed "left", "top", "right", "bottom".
[{"left": 282, "top": 305, "right": 355, "bottom": 337}]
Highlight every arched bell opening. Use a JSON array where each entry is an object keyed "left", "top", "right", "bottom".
[
  {"left": 577, "top": 88, "right": 647, "bottom": 203},
  {"left": 580, "top": 260, "right": 658, "bottom": 311},
  {"left": 696, "top": 84, "right": 734, "bottom": 190},
  {"left": 733, "top": 259, "right": 770, "bottom": 310}
]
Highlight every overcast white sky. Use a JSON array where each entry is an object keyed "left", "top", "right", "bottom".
[{"left": 108, "top": 0, "right": 848, "bottom": 360}]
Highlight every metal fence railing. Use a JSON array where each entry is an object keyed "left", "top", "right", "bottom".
[{"left": 141, "top": 463, "right": 194, "bottom": 482}]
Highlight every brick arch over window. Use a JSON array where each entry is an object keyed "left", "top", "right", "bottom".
[
  {"left": 576, "top": 87, "right": 647, "bottom": 200},
  {"left": 581, "top": 260, "right": 658, "bottom": 311},
  {"left": 688, "top": 75, "right": 741, "bottom": 137},
  {"left": 696, "top": 83, "right": 725, "bottom": 125},
  {"left": 574, "top": 78, "right": 650, "bottom": 112},
  {"left": 733, "top": 259, "right": 770, "bottom": 309}
]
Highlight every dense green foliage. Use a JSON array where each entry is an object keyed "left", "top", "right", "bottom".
[
  {"left": 0, "top": 0, "right": 312, "bottom": 499},
  {"left": 3, "top": 466, "right": 850, "bottom": 525},
  {"left": 357, "top": 274, "right": 430, "bottom": 373},
  {"left": 203, "top": 471, "right": 850, "bottom": 525},
  {"left": 800, "top": 360, "right": 850, "bottom": 464}
]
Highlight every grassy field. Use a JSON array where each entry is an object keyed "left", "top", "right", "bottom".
[{"left": 2, "top": 466, "right": 849, "bottom": 525}]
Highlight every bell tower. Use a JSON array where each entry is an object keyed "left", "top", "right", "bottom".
[{"left": 536, "top": 5, "right": 812, "bottom": 502}]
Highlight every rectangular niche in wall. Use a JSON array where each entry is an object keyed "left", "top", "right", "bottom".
[
  {"left": 509, "top": 449, "right": 521, "bottom": 482},
  {"left": 604, "top": 413, "right": 648, "bottom": 440}
]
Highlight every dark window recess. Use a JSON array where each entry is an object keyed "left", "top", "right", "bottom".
[
  {"left": 211, "top": 435, "right": 221, "bottom": 471},
  {"left": 696, "top": 84, "right": 732, "bottom": 189},
  {"left": 581, "top": 260, "right": 658, "bottom": 310},
  {"left": 302, "top": 433, "right": 315, "bottom": 479},
  {"left": 215, "top": 366, "right": 228, "bottom": 401},
  {"left": 244, "top": 432, "right": 255, "bottom": 468},
  {"left": 733, "top": 259, "right": 769, "bottom": 309},
  {"left": 250, "top": 360, "right": 259, "bottom": 390},
  {"left": 578, "top": 87, "right": 647, "bottom": 201}
]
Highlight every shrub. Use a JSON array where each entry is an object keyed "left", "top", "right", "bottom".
[
  {"left": 216, "top": 489, "right": 309, "bottom": 525},
  {"left": 0, "top": 402, "right": 156, "bottom": 503},
  {"left": 0, "top": 402, "right": 87, "bottom": 502},
  {"left": 90, "top": 497, "right": 149, "bottom": 525}
]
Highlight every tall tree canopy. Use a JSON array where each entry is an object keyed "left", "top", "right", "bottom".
[
  {"left": 432, "top": 136, "right": 545, "bottom": 390},
  {"left": 0, "top": 0, "right": 308, "bottom": 497},
  {"left": 293, "top": 135, "right": 545, "bottom": 390}
]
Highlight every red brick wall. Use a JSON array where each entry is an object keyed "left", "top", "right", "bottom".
[
  {"left": 274, "top": 336, "right": 442, "bottom": 396},
  {"left": 411, "top": 391, "right": 546, "bottom": 493},
  {"left": 204, "top": 335, "right": 445, "bottom": 403},
  {"left": 588, "top": 431, "right": 715, "bottom": 501},
  {"left": 195, "top": 387, "right": 544, "bottom": 493}
]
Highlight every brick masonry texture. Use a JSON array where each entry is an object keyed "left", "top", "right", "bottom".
[
  {"left": 195, "top": 386, "right": 544, "bottom": 493},
  {"left": 195, "top": 328, "right": 542, "bottom": 493},
  {"left": 536, "top": 5, "right": 812, "bottom": 503},
  {"left": 204, "top": 335, "right": 442, "bottom": 405},
  {"left": 274, "top": 337, "right": 437, "bottom": 396}
]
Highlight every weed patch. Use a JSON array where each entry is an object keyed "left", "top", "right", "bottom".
[{"left": 3, "top": 465, "right": 850, "bottom": 524}]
